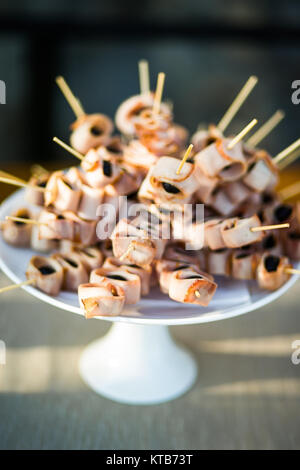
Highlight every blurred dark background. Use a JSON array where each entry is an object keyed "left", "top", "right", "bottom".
[{"left": 0, "top": 0, "right": 300, "bottom": 176}]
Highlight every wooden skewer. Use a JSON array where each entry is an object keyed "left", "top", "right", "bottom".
[
  {"left": 217, "top": 76, "right": 258, "bottom": 133},
  {"left": 0, "top": 170, "right": 24, "bottom": 183},
  {"left": 227, "top": 119, "right": 258, "bottom": 150},
  {"left": 0, "top": 176, "right": 46, "bottom": 192},
  {"left": 153, "top": 72, "right": 165, "bottom": 114},
  {"left": 53, "top": 137, "right": 84, "bottom": 161},
  {"left": 0, "top": 279, "right": 35, "bottom": 294},
  {"left": 246, "top": 110, "right": 285, "bottom": 147},
  {"left": 138, "top": 60, "right": 150, "bottom": 95},
  {"left": 119, "top": 243, "right": 134, "bottom": 262},
  {"left": 5, "top": 216, "right": 44, "bottom": 226},
  {"left": 273, "top": 137, "right": 300, "bottom": 165},
  {"left": 55, "top": 76, "right": 85, "bottom": 118},
  {"left": 176, "top": 144, "right": 194, "bottom": 175},
  {"left": 251, "top": 223, "right": 290, "bottom": 233},
  {"left": 279, "top": 181, "right": 300, "bottom": 201},
  {"left": 285, "top": 268, "right": 300, "bottom": 276},
  {"left": 277, "top": 148, "right": 300, "bottom": 170}
]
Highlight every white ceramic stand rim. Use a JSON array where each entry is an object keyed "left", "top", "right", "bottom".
[{"left": 79, "top": 322, "right": 197, "bottom": 405}]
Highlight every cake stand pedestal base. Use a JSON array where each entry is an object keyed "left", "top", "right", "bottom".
[{"left": 79, "top": 322, "right": 197, "bottom": 405}]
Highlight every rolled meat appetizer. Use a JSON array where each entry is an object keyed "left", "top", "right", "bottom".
[
  {"left": 44, "top": 171, "right": 81, "bottom": 213},
  {"left": 71, "top": 246, "right": 103, "bottom": 273},
  {"left": 191, "top": 124, "right": 223, "bottom": 153},
  {"left": 221, "top": 215, "right": 264, "bottom": 248},
  {"left": 64, "top": 211, "right": 97, "bottom": 246},
  {"left": 260, "top": 233, "right": 282, "bottom": 256},
  {"left": 195, "top": 138, "right": 247, "bottom": 182},
  {"left": 155, "top": 259, "right": 201, "bottom": 294},
  {"left": 111, "top": 218, "right": 156, "bottom": 267},
  {"left": 1, "top": 208, "right": 32, "bottom": 247},
  {"left": 90, "top": 267, "right": 141, "bottom": 304},
  {"left": 243, "top": 150, "right": 279, "bottom": 192},
  {"left": 25, "top": 173, "right": 49, "bottom": 206},
  {"left": 122, "top": 140, "right": 159, "bottom": 173},
  {"left": 138, "top": 156, "right": 200, "bottom": 204},
  {"left": 26, "top": 255, "right": 64, "bottom": 296},
  {"left": 163, "top": 241, "right": 205, "bottom": 267},
  {"left": 52, "top": 253, "right": 89, "bottom": 291},
  {"left": 256, "top": 253, "right": 292, "bottom": 290},
  {"left": 70, "top": 113, "right": 113, "bottom": 154},
  {"left": 206, "top": 248, "right": 231, "bottom": 276},
  {"left": 103, "top": 257, "right": 152, "bottom": 296},
  {"left": 31, "top": 223, "right": 57, "bottom": 253},
  {"left": 206, "top": 187, "right": 238, "bottom": 217},
  {"left": 81, "top": 148, "right": 122, "bottom": 189},
  {"left": 115, "top": 93, "right": 171, "bottom": 137},
  {"left": 194, "top": 169, "right": 219, "bottom": 203},
  {"left": 168, "top": 267, "right": 217, "bottom": 306},
  {"left": 77, "top": 184, "right": 104, "bottom": 220},
  {"left": 283, "top": 231, "right": 300, "bottom": 261},
  {"left": 231, "top": 249, "right": 259, "bottom": 280},
  {"left": 38, "top": 209, "right": 74, "bottom": 241},
  {"left": 78, "top": 282, "right": 125, "bottom": 318}
]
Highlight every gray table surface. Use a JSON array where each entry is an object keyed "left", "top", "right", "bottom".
[{"left": 0, "top": 272, "right": 299, "bottom": 450}]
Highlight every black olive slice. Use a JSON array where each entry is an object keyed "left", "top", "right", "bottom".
[
  {"left": 14, "top": 214, "right": 29, "bottom": 226},
  {"left": 90, "top": 125, "right": 103, "bottom": 136},
  {"left": 173, "top": 265, "right": 189, "bottom": 271},
  {"left": 57, "top": 215, "right": 65, "bottom": 220},
  {"left": 107, "top": 274, "right": 127, "bottom": 281},
  {"left": 184, "top": 275, "right": 203, "bottom": 280},
  {"left": 235, "top": 253, "right": 250, "bottom": 259},
  {"left": 289, "top": 232, "right": 300, "bottom": 240},
  {"left": 262, "top": 193, "right": 273, "bottom": 204},
  {"left": 38, "top": 181, "right": 47, "bottom": 188},
  {"left": 102, "top": 160, "right": 112, "bottom": 177},
  {"left": 106, "top": 144, "right": 121, "bottom": 154},
  {"left": 274, "top": 204, "right": 292, "bottom": 223},
  {"left": 162, "top": 182, "right": 180, "bottom": 194},
  {"left": 64, "top": 258, "right": 78, "bottom": 268},
  {"left": 264, "top": 255, "right": 280, "bottom": 272},
  {"left": 39, "top": 266, "right": 56, "bottom": 275},
  {"left": 262, "top": 234, "right": 276, "bottom": 250},
  {"left": 128, "top": 264, "right": 140, "bottom": 269}
]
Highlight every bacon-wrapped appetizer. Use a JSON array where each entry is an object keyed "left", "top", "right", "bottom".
[
  {"left": 52, "top": 253, "right": 88, "bottom": 291},
  {"left": 1, "top": 208, "right": 32, "bottom": 247},
  {"left": 78, "top": 282, "right": 125, "bottom": 318},
  {"left": 26, "top": 255, "right": 63, "bottom": 296},
  {"left": 90, "top": 267, "right": 141, "bottom": 304},
  {"left": 103, "top": 257, "right": 152, "bottom": 296},
  {"left": 115, "top": 93, "right": 171, "bottom": 137},
  {"left": 168, "top": 267, "right": 217, "bottom": 306},
  {"left": 138, "top": 156, "right": 200, "bottom": 204},
  {"left": 191, "top": 124, "right": 223, "bottom": 153},
  {"left": 256, "top": 253, "right": 292, "bottom": 291},
  {"left": 70, "top": 113, "right": 113, "bottom": 154},
  {"left": 44, "top": 171, "right": 81, "bottom": 213},
  {"left": 243, "top": 149, "right": 279, "bottom": 192},
  {"left": 221, "top": 215, "right": 264, "bottom": 248},
  {"left": 195, "top": 139, "right": 247, "bottom": 182}
]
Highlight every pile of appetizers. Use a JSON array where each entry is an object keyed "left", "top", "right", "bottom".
[{"left": 0, "top": 64, "right": 299, "bottom": 318}]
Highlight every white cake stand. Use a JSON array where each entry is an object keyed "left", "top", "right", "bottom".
[{"left": 0, "top": 190, "right": 299, "bottom": 405}]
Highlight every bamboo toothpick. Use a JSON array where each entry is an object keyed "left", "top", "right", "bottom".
[
  {"left": 0, "top": 279, "right": 35, "bottom": 294},
  {"left": 217, "top": 76, "right": 258, "bottom": 133},
  {"left": 279, "top": 181, "right": 300, "bottom": 201},
  {"left": 285, "top": 268, "right": 300, "bottom": 276},
  {"left": 247, "top": 110, "right": 285, "bottom": 147},
  {"left": 227, "top": 119, "right": 258, "bottom": 150},
  {"left": 176, "top": 144, "right": 194, "bottom": 175},
  {"left": 53, "top": 137, "right": 84, "bottom": 161},
  {"left": 153, "top": 72, "right": 165, "bottom": 114},
  {"left": 119, "top": 243, "right": 134, "bottom": 261},
  {"left": 273, "top": 138, "right": 300, "bottom": 165},
  {"left": 5, "top": 216, "right": 44, "bottom": 226},
  {"left": 138, "top": 60, "right": 150, "bottom": 95},
  {"left": 0, "top": 170, "right": 24, "bottom": 183},
  {"left": 251, "top": 223, "right": 290, "bottom": 233},
  {"left": 277, "top": 148, "right": 300, "bottom": 170},
  {"left": 0, "top": 177, "right": 46, "bottom": 192},
  {"left": 55, "top": 76, "right": 85, "bottom": 118}
]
